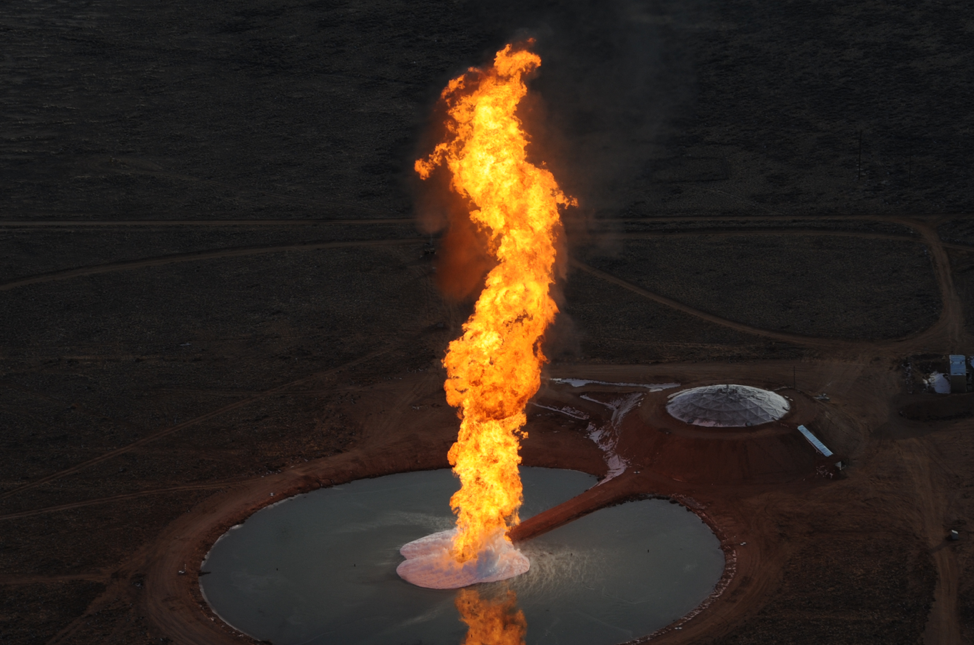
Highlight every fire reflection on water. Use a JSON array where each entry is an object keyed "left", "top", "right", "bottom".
[{"left": 456, "top": 588, "right": 527, "bottom": 645}]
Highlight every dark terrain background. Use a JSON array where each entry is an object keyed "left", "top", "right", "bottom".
[{"left": 1, "top": 0, "right": 972, "bottom": 643}]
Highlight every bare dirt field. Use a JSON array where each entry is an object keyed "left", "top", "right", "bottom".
[{"left": 2, "top": 0, "right": 973, "bottom": 644}]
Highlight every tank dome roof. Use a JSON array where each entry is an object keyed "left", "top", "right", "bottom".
[{"left": 666, "top": 384, "right": 789, "bottom": 428}]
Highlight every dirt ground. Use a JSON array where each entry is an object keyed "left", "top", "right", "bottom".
[{"left": 1, "top": 0, "right": 973, "bottom": 644}]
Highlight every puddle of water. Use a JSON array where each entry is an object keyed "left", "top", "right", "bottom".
[
  {"left": 579, "top": 393, "right": 643, "bottom": 484},
  {"left": 201, "top": 467, "right": 724, "bottom": 645}
]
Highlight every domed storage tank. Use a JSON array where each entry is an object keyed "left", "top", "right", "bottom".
[{"left": 666, "top": 384, "right": 790, "bottom": 428}]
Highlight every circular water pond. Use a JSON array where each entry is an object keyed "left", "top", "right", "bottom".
[{"left": 201, "top": 468, "right": 724, "bottom": 645}]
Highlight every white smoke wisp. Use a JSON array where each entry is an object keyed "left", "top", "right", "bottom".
[{"left": 396, "top": 529, "right": 530, "bottom": 589}]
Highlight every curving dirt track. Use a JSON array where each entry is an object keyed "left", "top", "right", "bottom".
[
  {"left": 0, "top": 238, "right": 423, "bottom": 292},
  {"left": 0, "top": 219, "right": 415, "bottom": 227},
  {"left": 0, "top": 481, "right": 247, "bottom": 522},
  {"left": 571, "top": 258, "right": 865, "bottom": 350},
  {"left": 0, "top": 346, "right": 396, "bottom": 500}
]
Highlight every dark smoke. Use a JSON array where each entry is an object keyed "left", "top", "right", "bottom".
[
  {"left": 501, "top": 0, "right": 694, "bottom": 222},
  {"left": 412, "top": 0, "right": 694, "bottom": 353}
]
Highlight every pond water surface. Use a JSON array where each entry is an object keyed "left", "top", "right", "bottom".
[{"left": 201, "top": 467, "right": 724, "bottom": 645}]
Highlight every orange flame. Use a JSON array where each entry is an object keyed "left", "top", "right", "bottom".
[
  {"left": 456, "top": 589, "right": 527, "bottom": 645},
  {"left": 416, "top": 42, "right": 574, "bottom": 562}
]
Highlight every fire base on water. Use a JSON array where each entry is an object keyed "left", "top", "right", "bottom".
[{"left": 397, "top": 530, "right": 530, "bottom": 589}]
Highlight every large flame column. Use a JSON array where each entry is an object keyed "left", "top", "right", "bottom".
[{"left": 398, "top": 43, "right": 574, "bottom": 588}]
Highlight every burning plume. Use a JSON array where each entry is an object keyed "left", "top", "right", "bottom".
[
  {"left": 456, "top": 589, "right": 527, "bottom": 645},
  {"left": 397, "top": 42, "right": 574, "bottom": 589},
  {"left": 418, "top": 42, "right": 574, "bottom": 562}
]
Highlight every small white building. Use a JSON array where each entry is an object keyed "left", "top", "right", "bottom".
[{"left": 949, "top": 355, "right": 967, "bottom": 394}]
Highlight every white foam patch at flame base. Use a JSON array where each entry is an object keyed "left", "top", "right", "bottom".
[{"left": 396, "top": 529, "right": 530, "bottom": 589}]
